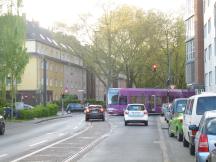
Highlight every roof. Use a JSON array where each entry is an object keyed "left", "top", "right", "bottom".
[
  {"left": 189, "top": 92, "right": 216, "bottom": 99},
  {"left": 26, "top": 21, "right": 72, "bottom": 52}
]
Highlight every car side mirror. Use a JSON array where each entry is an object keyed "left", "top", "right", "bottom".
[{"left": 189, "top": 125, "right": 199, "bottom": 131}]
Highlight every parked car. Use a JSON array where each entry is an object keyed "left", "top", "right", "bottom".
[
  {"left": 0, "top": 115, "right": 5, "bottom": 135},
  {"left": 183, "top": 92, "right": 216, "bottom": 155},
  {"left": 207, "top": 148, "right": 216, "bottom": 162},
  {"left": 189, "top": 110, "right": 216, "bottom": 162},
  {"left": 15, "top": 102, "right": 33, "bottom": 110},
  {"left": 124, "top": 103, "right": 148, "bottom": 126},
  {"left": 168, "top": 98, "right": 187, "bottom": 141},
  {"left": 164, "top": 103, "right": 172, "bottom": 123},
  {"left": 161, "top": 103, "right": 170, "bottom": 116},
  {"left": 66, "top": 103, "right": 84, "bottom": 113},
  {"left": 84, "top": 105, "right": 105, "bottom": 121}
]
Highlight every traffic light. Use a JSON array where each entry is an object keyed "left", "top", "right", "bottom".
[{"left": 152, "top": 64, "right": 157, "bottom": 72}]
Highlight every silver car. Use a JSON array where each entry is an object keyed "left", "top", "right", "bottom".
[{"left": 190, "top": 110, "right": 216, "bottom": 162}]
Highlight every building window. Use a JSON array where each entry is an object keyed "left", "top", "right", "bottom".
[
  {"left": 208, "top": 18, "right": 211, "bottom": 34},
  {"left": 204, "top": 24, "right": 207, "bottom": 38},
  {"left": 205, "top": 73, "right": 208, "bottom": 87},
  {"left": 215, "top": 38, "right": 216, "bottom": 56},
  {"left": 186, "top": 17, "right": 195, "bottom": 39},
  {"left": 186, "top": 40, "right": 195, "bottom": 61},
  {"left": 209, "top": 44, "right": 212, "bottom": 59},
  {"left": 215, "top": 66, "right": 216, "bottom": 84},
  {"left": 209, "top": 71, "right": 212, "bottom": 86},
  {"left": 204, "top": 48, "right": 207, "bottom": 62}
]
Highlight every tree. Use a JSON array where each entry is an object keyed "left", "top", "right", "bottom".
[{"left": 0, "top": 14, "right": 28, "bottom": 105}]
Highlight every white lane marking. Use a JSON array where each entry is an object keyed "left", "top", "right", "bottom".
[
  {"left": 47, "top": 132, "right": 57, "bottom": 135},
  {"left": 11, "top": 126, "right": 91, "bottom": 162},
  {"left": 73, "top": 126, "right": 78, "bottom": 130},
  {"left": 157, "top": 117, "right": 170, "bottom": 162},
  {"left": 0, "top": 154, "right": 8, "bottom": 158},
  {"left": 29, "top": 140, "right": 47, "bottom": 147}
]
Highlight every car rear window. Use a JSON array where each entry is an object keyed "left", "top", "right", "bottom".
[
  {"left": 196, "top": 96, "right": 216, "bottom": 115},
  {"left": 206, "top": 118, "right": 216, "bottom": 135},
  {"left": 127, "top": 105, "right": 144, "bottom": 111},
  {"left": 176, "top": 100, "right": 187, "bottom": 113},
  {"left": 89, "top": 106, "right": 102, "bottom": 109},
  {"left": 69, "top": 104, "right": 82, "bottom": 108}
]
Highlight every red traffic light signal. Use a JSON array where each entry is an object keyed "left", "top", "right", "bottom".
[{"left": 152, "top": 64, "right": 157, "bottom": 72}]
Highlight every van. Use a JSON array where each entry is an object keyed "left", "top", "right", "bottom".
[{"left": 183, "top": 92, "right": 216, "bottom": 155}]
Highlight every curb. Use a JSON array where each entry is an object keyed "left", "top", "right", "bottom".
[{"left": 34, "top": 114, "right": 73, "bottom": 124}]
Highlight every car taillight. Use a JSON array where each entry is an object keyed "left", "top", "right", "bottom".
[
  {"left": 144, "top": 110, "right": 148, "bottom": 115},
  {"left": 125, "top": 110, "right": 129, "bottom": 115},
  {"left": 198, "top": 134, "right": 209, "bottom": 152},
  {"left": 192, "top": 130, "right": 197, "bottom": 136}
]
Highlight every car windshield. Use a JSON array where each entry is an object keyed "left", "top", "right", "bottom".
[
  {"left": 176, "top": 100, "right": 187, "bottom": 113},
  {"left": 196, "top": 97, "right": 216, "bottom": 115},
  {"left": 127, "top": 105, "right": 145, "bottom": 111},
  {"left": 206, "top": 118, "right": 216, "bottom": 135},
  {"left": 69, "top": 104, "right": 82, "bottom": 108}
]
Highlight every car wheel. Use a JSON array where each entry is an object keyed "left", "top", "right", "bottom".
[
  {"left": 189, "top": 143, "right": 195, "bottom": 155},
  {"left": 144, "top": 121, "right": 148, "bottom": 126},
  {"left": 125, "top": 121, "right": 128, "bottom": 126},
  {"left": 183, "top": 136, "right": 189, "bottom": 147},
  {"left": 168, "top": 125, "right": 174, "bottom": 137},
  {"left": 0, "top": 124, "right": 5, "bottom": 135},
  {"left": 102, "top": 116, "right": 105, "bottom": 121},
  {"left": 176, "top": 130, "right": 183, "bottom": 141}
]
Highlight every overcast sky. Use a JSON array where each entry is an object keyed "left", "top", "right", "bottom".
[{"left": 23, "top": 0, "right": 185, "bottom": 28}]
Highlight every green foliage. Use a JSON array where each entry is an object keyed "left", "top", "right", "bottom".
[
  {"left": 0, "top": 14, "right": 29, "bottom": 101},
  {"left": 17, "top": 103, "right": 58, "bottom": 120}
]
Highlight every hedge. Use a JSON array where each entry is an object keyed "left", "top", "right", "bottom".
[{"left": 17, "top": 103, "right": 58, "bottom": 120}]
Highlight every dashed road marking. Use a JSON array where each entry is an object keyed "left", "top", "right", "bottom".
[
  {"left": 29, "top": 140, "right": 47, "bottom": 147},
  {"left": 73, "top": 126, "right": 78, "bottom": 130}
]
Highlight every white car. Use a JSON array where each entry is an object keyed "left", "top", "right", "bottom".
[
  {"left": 124, "top": 103, "right": 148, "bottom": 126},
  {"left": 183, "top": 92, "right": 216, "bottom": 155}
]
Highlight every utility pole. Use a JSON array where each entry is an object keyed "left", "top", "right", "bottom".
[{"left": 43, "top": 58, "right": 47, "bottom": 107}]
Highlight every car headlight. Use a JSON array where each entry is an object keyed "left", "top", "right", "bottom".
[{"left": 0, "top": 116, "right": 3, "bottom": 119}]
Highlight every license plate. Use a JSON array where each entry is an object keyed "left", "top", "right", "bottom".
[
  {"left": 129, "top": 112, "right": 143, "bottom": 117},
  {"left": 91, "top": 110, "right": 98, "bottom": 113}
]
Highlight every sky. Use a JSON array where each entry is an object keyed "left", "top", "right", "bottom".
[{"left": 22, "top": 0, "right": 185, "bottom": 28}]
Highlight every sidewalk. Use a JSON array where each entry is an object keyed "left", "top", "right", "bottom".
[{"left": 5, "top": 111, "right": 73, "bottom": 125}]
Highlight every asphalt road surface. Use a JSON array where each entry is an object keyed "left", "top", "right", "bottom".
[{"left": 0, "top": 114, "right": 195, "bottom": 162}]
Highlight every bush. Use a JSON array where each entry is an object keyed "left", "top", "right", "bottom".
[{"left": 16, "top": 103, "right": 58, "bottom": 120}]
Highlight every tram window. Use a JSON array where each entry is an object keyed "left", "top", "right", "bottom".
[
  {"left": 119, "top": 96, "right": 127, "bottom": 105},
  {"left": 130, "top": 96, "right": 137, "bottom": 103},
  {"left": 150, "top": 96, "right": 154, "bottom": 105},
  {"left": 111, "top": 95, "right": 118, "bottom": 104},
  {"left": 141, "top": 96, "right": 145, "bottom": 104},
  {"left": 157, "top": 97, "right": 162, "bottom": 105}
]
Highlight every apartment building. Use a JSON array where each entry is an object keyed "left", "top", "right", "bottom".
[
  {"left": 185, "top": 0, "right": 205, "bottom": 94},
  {"left": 17, "top": 21, "right": 86, "bottom": 105},
  {"left": 203, "top": 0, "right": 216, "bottom": 92}
]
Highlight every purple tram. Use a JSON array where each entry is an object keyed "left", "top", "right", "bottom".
[{"left": 107, "top": 88, "right": 195, "bottom": 115}]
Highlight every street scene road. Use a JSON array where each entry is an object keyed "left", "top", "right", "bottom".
[{"left": 0, "top": 113, "right": 195, "bottom": 162}]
